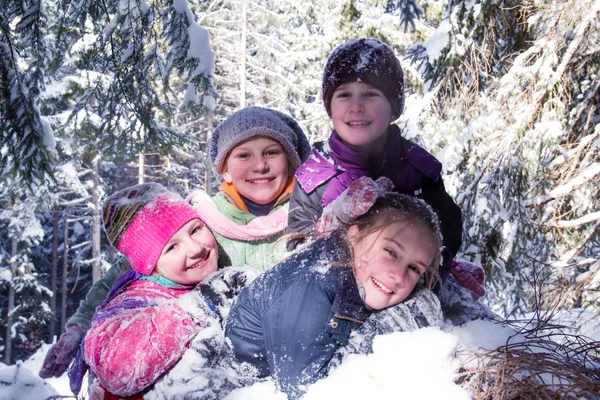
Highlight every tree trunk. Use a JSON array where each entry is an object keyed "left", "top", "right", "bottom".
[
  {"left": 205, "top": 112, "right": 214, "bottom": 196},
  {"left": 240, "top": 0, "right": 247, "bottom": 107},
  {"left": 48, "top": 202, "right": 59, "bottom": 343},
  {"left": 4, "top": 235, "right": 17, "bottom": 364},
  {"left": 91, "top": 156, "right": 102, "bottom": 283},
  {"left": 60, "top": 207, "right": 69, "bottom": 334}
]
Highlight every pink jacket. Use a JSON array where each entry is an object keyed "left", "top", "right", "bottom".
[{"left": 83, "top": 280, "right": 202, "bottom": 396}]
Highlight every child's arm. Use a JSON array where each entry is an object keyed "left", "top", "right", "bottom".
[
  {"left": 328, "top": 289, "right": 443, "bottom": 372},
  {"left": 259, "top": 282, "right": 347, "bottom": 399},
  {"left": 286, "top": 183, "right": 326, "bottom": 249},
  {"left": 84, "top": 286, "right": 216, "bottom": 396},
  {"left": 39, "top": 258, "right": 130, "bottom": 379},
  {"left": 421, "top": 178, "right": 463, "bottom": 279}
]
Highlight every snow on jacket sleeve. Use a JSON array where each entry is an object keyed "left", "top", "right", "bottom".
[
  {"left": 67, "top": 258, "right": 130, "bottom": 328},
  {"left": 262, "top": 279, "right": 342, "bottom": 399},
  {"left": 83, "top": 284, "right": 203, "bottom": 396}
]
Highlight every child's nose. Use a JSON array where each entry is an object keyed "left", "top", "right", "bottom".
[
  {"left": 388, "top": 265, "right": 406, "bottom": 285},
  {"left": 252, "top": 156, "right": 269, "bottom": 172},
  {"left": 186, "top": 239, "right": 206, "bottom": 258},
  {"left": 349, "top": 98, "right": 365, "bottom": 112}
]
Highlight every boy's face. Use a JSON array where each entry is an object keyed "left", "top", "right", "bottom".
[
  {"left": 330, "top": 82, "right": 395, "bottom": 153},
  {"left": 154, "top": 219, "right": 218, "bottom": 285},
  {"left": 350, "top": 220, "right": 435, "bottom": 310},
  {"left": 222, "top": 136, "right": 289, "bottom": 205}
]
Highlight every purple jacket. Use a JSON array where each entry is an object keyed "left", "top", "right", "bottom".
[{"left": 288, "top": 125, "right": 462, "bottom": 279}]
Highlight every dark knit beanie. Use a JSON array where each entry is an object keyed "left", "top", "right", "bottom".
[
  {"left": 102, "top": 183, "right": 200, "bottom": 275},
  {"left": 322, "top": 38, "right": 405, "bottom": 119},
  {"left": 210, "top": 106, "right": 312, "bottom": 175}
]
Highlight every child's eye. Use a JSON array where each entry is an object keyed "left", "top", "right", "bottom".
[
  {"left": 365, "top": 91, "right": 380, "bottom": 97},
  {"left": 236, "top": 152, "right": 250, "bottom": 159},
  {"left": 384, "top": 248, "right": 397, "bottom": 258},
  {"left": 408, "top": 265, "right": 422, "bottom": 275},
  {"left": 165, "top": 243, "right": 178, "bottom": 253},
  {"left": 265, "top": 150, "right": 281, "bottom": 157},
  {"left": 191, "top": 226, "right": 204, "bottom": 235},
  {"left": 335, "top": 91, "right": 350, "bottom": 98}
]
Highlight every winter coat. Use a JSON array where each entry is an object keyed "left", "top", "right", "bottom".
[
  {"left": 288, "top": 126, "right": 463, "bottom": 279},
  {"left": 83, "top": 279, "right": 209, "bottom": 397},
  {"left": 225, "top": 231, "right": 371, "bottom": 399}
]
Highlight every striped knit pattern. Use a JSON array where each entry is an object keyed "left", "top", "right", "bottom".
[{"left": 103, "top": 183, "right": 168, "bottom": 248}]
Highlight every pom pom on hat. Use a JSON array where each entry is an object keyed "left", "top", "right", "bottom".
[
  {"left": 102, "top": 183, "right": 201, "bottom": 275},
  {"left": 322, "top": 38, "right": 405, "bottom": 119},
  {"left": 210, "top": 106, "right": 312, "bottom": 175}
]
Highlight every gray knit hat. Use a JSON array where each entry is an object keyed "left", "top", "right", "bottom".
[{"left": 210, "top": 106, "right": 312, "bottom": 175}]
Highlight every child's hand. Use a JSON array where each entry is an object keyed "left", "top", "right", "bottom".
[
  {"left": 450, "top": 260, "right": 486, "bottom": 300},
  {"left": 39, "top": 323, "right": 87, "bottom": 378},
  {"left": 317, "top": 176, "right": 394, "bottom": 232}
]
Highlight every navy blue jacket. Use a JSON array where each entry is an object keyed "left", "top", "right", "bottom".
[{"left": 225, "top": 232, "right": 370, "bottom": 399}]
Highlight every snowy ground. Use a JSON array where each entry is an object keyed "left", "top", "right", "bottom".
[{"left": 3, "top": 316, "right": 597, "bottom": 400}]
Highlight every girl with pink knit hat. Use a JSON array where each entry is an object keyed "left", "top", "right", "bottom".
[
  {"left": 68, "top": 183, "right": 254, "bottom": 399},
  {"left": 40, "top": 107, "right": 312, "bottom": 382}
]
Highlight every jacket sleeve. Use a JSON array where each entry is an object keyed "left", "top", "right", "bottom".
[
  {"left": 421, "top": 177, "right": 463, "bottom": 280},
  {"left": 67, "top": 258, "right": 130, "bottom": 328},
  {"left": 83, "top": 295, "right": 202, "bottom": 396},
  {"left": 286, "top": 183, "right": 325, "bottom": 250},
  {"left": 262, "top": 280, "right": 339, "bottom": 399}
]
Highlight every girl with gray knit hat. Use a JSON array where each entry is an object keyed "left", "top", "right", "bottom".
[{"left": 188, "top": 106, "right": 311, "bottom": 270}]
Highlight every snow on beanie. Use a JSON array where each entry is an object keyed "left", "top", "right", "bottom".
[
  {"left": 322, "top": 38, "right": 405, "bottom": 119},
  {"left": 210, "top": 106, "right": 312, "bottom": 175},
  {"left": 102, "top": 182, "right": 200, "bottom": 275}
]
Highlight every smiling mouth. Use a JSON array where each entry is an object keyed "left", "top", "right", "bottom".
[
  {"left": 247, "top": 178, "right": 274, "bottom": 184},
  {"left": 371, "top": 277, "right": 393, "bottom": 294},
  {"left": 347, "top": 121, "right": 370, "bottom": 126},
  {"left": 188, "top": 251, "right": 210, "bottom": 270}
]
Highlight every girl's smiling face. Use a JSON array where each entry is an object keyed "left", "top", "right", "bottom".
[
  {"left": 154, "top": 219, "right": 218, "bottom": 285},
  {"left": 222, "top": 136, "right": 290, "bottom": 204},
  {"left": 330, "top": 82, "right": 395, "bottom": 153},
  {"left": 350, "top": 219, "right": 436, "bottom": 310}
]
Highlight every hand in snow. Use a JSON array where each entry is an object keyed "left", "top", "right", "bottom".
[
  {"left": 317, "top": 176, "right": 394, "bottom": 232},
  {"left": 450, "top": 260, "right": 486, "bottom": 300},
  {"left": 39, "top": 323, "right": 87, "bottom": 379},
  {"left": 199, "top": 268, "right": 258, "bottom": 318}
]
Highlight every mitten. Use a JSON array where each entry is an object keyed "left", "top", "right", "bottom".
[
  {"left": 198, "top": 267, "right": 258, "bottom": 319},
  {"left": 317, "top": 176, "right": 394, "bottom": 232},
  {"left": 450, "top": 260, "right": 486, "bottom": 300},
  {"left": 39, "top": 323, "right": 87, "bottom": 379}
]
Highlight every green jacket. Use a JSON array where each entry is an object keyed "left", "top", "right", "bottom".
[{"left": 67, "top": 192, "right": 288, "bottom": 328}]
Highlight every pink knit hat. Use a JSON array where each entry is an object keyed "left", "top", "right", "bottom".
[{"left": 102, "top": 183, "right": 201, "bottom": 275}]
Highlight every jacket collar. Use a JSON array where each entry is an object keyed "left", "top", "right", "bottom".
[{"left": 218, "top": 176, "right": 295, "bottom": 213}]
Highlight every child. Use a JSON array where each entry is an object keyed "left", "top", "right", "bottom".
[
  {"left": 288, "top": 38, "right": 464, "bottom": 284},
  {"left": 39, "top": 106, "right": 311, "bottom": 380},
  {"left": 226, "top": 185, "right": 445, "bottom": 399},
  {"left": 68, "top": 183, "right": 253, "bottom": 398}
]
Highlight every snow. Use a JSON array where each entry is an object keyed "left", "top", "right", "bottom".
[{"left": 14, "top": 313, "right": 597, "bottom": 399}]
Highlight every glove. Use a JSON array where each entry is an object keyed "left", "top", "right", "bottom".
[
  {"left": 317, "top": 176, "right": 394, "bottom": 232},
  {"left": 450, "top": 260, "right": 486, "bottom": 300},
  {"left": 39, "top": 323, "right": 87, "bottom": 379},
  {"left": 198, "top": 267, "right": 258, "bottom": 319}
]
